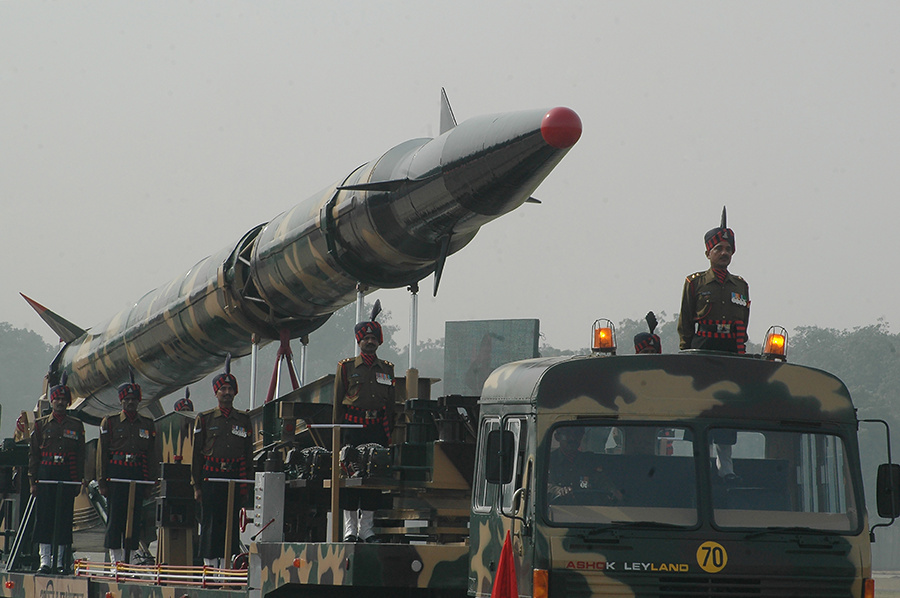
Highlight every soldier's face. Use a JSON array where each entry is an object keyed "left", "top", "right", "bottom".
[
  {"left": 121, "top": 395, "right": 140, "bottom": 414},
  {"left": 706, "top": 241, "right": 733, "bottom": 269},
  {"left": 216, "top": 383, "right": 235, "bottom": 406},
  {"left": 50, "top": 396, "right": 68, "bottom": 413},
  {"left": 358, "top": 333, "right": 380, "bottom": 355}
]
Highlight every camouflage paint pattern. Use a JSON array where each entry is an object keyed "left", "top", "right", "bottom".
[
  {"left": 469, "top": 353, "right": 870, "bottom": 598},
  {"left": 251, "top": 541, "right": 468, "bottom": 595},
  {"left": 32, "top": 103, "right": 579, "bottom": 426}
]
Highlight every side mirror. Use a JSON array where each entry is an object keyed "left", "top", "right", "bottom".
[
  {"left": 485, "top": 430, "right": 515, "bottom": 485},
  {"left": 876, "top": 463, "right": 900, "bottom": 519}
]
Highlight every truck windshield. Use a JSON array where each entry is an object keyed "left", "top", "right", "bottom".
[
  {"left": 545, "top": 424, "right": 697, "bottom": 527},
  {"left": 710, "top": 428, "right": 859, "bottom": 532}
]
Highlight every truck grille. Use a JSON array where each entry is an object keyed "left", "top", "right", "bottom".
[{"left": 558, "top": 572, "right": 854, "bottom": 598}]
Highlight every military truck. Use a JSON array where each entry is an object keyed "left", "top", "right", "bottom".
[
  {"left": 249, "top": 334, "right": 899, "bottom": 598},
  {"left": 2, "top": 334, "right": 898, "bottom": 598}
]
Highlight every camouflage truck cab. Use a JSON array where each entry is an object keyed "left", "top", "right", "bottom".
[{"left": 470, "top": 352, "right": 893, "bottom": 598}]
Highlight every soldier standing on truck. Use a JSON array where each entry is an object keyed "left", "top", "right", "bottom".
[
  {"left": 97, "top": 377, "right": 157, "bottom": 564},
  {"left": 677, "top": 206, "right": 750, "bottom": 354},
  {"left": 29, "top": 373, "right": 85, "bottom": 574},
  {"left": 192, "top": 356, "right": 253, "bottom": 568},
  {"left": 334, "top": 300, "right": 395, "bottom": 542}
]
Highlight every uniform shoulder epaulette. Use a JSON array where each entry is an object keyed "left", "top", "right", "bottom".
[
  {"left": 338, "top": 357, "right": 355, "bottom": 365},
  {"left": 381, "top": 359, "right": 394, "bottom": 367},
  {"left": 732, "top": 274, "right": 745, "bottom": 282},
  {"left": 687, "top": 271, "right": 704, "bottom": 281}
]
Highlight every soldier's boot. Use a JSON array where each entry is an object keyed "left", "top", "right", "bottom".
[
  {"left": 38, "top": 544, "right": 52, "bottom": 573},
  {"left": 359, "top": 510, "right": 378, "bottom": 542},
  {"left": 110, "top": 548, "right": 126, "bottom": 563},
  {"left": 343, "top": 510, "right": 359, "bottom": 542}
]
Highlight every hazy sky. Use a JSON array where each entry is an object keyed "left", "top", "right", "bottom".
[{"left": 2, "top": 2, "right": 899, "bottom": 360}]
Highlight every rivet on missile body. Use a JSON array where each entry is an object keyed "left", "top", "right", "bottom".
[{"left": 411, "top": 560, "right": 423, "bottom": 572}]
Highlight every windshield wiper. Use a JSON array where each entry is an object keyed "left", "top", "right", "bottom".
[
  {"left": 583, "top": 521, "right": 684, "bottom": 537},
  {"left": 743, "top": 526, "right": 828, "bottom": 539}
]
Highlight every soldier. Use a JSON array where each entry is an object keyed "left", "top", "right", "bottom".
[
  {"left": 547, "top": 427, "right": 622, "bottom": 504},
  {"left": 192, "top": 356, "right": 253, "bottom": 568},
  {"left": 334, "top": 301, "right": 395, "bottom": 542},
  {"left": 29, "top": 372, "right": 85, "bottom": 574},
  {"left": 97, "top": 376, "right": 157, "bottom": 564},
  {"left": 634, "top": 311, "right": 662, "bottom": 354},
  {"left": 677, "top": 207, "right": 750, "bottom": 353},
  {"left": 174, "top": 388, "right": 193, "bottom": 412}
]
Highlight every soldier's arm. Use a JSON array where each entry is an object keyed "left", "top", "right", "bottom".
[
  {"left": 191, "top": 413, "right": 204, "bottom": 497},
  {"left": 739, "top": 281, "right": 750, "bottom": 352},
  {"left": 386, "top": 365, "right": 396, "bottom": 437},
  {"left": 148, "top": 420, "right": 159, "bottom": 483},
  {"left": 76, "top": 422, "right": 86, "bottom": 483},
  {"left": 677, "top": 277, "right": 695, "bottom": 350},
  {"left": 97, "top": 417, "right": 109, "bottom": 492},
  {"left": 29, "top": 420, "right": 41, "bottom": 493}
]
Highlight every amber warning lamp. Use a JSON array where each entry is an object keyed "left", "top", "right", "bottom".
[
  {"left": 591, "top": 319, "right": 617, "bottom": 355},
  {"left": 762, "top": 326, "right": 788, "bottom": 361}
]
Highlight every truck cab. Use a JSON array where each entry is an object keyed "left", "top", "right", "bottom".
[{"left": 470, "top": 351, "right": 896, "bottom": 598}]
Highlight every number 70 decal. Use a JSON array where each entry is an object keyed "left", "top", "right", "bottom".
[{"left": 696, "top": 541, "right": 728, "bottom": 573}]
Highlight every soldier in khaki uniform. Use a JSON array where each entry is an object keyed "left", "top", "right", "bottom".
[
  {"left": 97, "top": 379, "right": 157, "bottom": 564},
  {"left": 334, "top": 302, "right": 395, "bottom": 542},
  {"left": 29, "top": 373, "right": 85, "bottom": 573},
  {"left": 677, "top": 207, "right": 750, "bottom": 354},
  {"left": 192, "top": 357, "right": 253, "bottom": 568}
]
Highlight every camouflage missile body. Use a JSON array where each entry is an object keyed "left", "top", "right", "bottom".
[
  {"left": 468, "top": 352, "right": 870, "bottom": 598},
  {"left": 26, "top": 102, "right": 581, "bottom": 423}
]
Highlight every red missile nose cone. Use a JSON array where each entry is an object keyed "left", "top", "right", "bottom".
[{"left": 541, "top": 107, "right": 582, "bottom": 149}]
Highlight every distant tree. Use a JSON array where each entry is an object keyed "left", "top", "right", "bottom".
[
  {"left": 538, "top": 344, "right": 589, "bottom": 357},
  {"left": 612, "top": 311, "right": 680, "bottom": 354},
  {"left": 396, "top": 337, "right": 446, "bottom": 397},
  {"left": 0, "top": 323, "right": 57, "bottom": 439}
]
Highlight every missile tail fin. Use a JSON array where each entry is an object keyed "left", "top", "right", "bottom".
[
  {"left": 432, "top": 235, "right": 452, "bottom": 297},
  {"left": 440, "top": 87, "right": 457, "bottom": 135},
  {"left": 525, "top": 196, "right": 542, "bottom": 204},
  {"left": 20, "top": 293, "right": 86, "bottom": 344}
]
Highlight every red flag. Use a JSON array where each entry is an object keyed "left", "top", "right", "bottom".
[{"left": 491, "top": 530, "right": 518, "bottom": 598}]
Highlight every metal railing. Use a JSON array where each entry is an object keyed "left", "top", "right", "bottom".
[{"left": 74, "top": 560, "right": 248, "bottom": 589}]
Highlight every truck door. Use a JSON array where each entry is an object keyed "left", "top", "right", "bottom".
[
  {"left": 499, "top": 417, "right": 533, "bottom": 597},
  {"left": 470, "top": 415, "right": 532, "bottom": 598}
]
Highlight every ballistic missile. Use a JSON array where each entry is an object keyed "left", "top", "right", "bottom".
[{"left": 23, "top": 92, "right": 582, "bottom": 423}]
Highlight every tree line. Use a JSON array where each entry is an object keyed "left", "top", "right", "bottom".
[{"left": 2, "top": 312, "right": 899, "bottom": 568}]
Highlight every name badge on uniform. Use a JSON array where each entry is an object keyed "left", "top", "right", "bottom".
[
  {"left": 232, "top": 425, "right": 248, "bottom": 438},
  {"left": 375, "top": 372, "right": 393, "bottom": 386},
  {"left": 139, "top": 429, "right": 150, "bottom": 439},
  {"left": 731, "top": 293, "right": 748, "bottom": 307},
  {"left": 63, "top": 429, "right": 78, "bottom": 440}
]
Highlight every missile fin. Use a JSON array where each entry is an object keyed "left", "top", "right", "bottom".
[
  {"left": 337, "top": 179, "right": 408, "bottom": 192},
  {"left": 440, "top": 87, "right": 458, "bottom": 135},
  {"left": 525, "top": 196, "right": 542, "bottom": 204},
  {"left": 432, "top": 235, "right": 452, "bottom": 297},
  {"left": 20, "top": 293, "right": 86, "bottom": 344}
]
